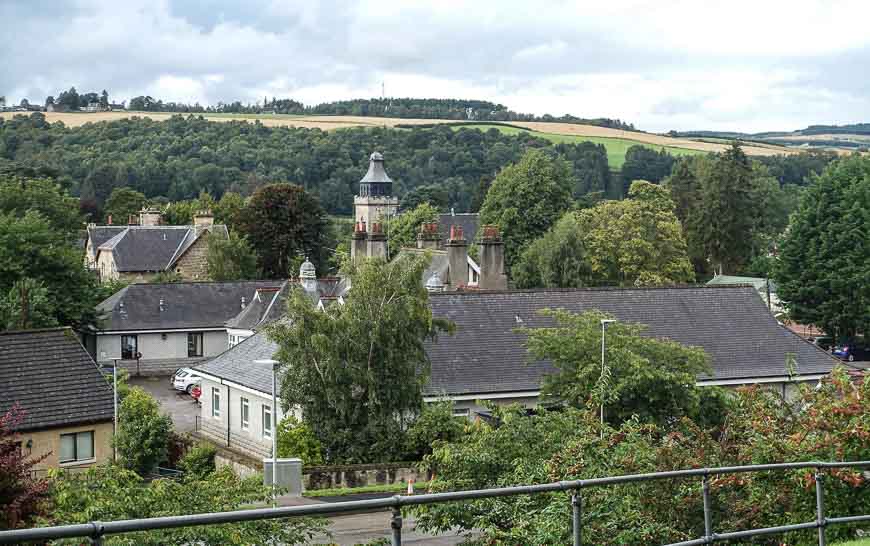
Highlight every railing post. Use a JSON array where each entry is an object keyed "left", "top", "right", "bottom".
[
  {"left": 571, "top": 490, "right": 582, "bottom": 546},
  {"left": 391, "top": 505, "right": 403, "bottom": 546},
  {"left": 815, "top": 469, "right": 826, "bottom": 546},
  {"left": 702, "top": 475, "right": 713, "bottom": 543},
  {"left": 89, "top": 521, "right": 104, "bottom": 545}
]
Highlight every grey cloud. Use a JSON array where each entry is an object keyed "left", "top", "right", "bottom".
[{"left": 1, "top": 0, "right": 869, "bottom": 131}]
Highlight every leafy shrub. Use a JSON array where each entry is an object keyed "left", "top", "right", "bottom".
[
  {"left": 405, "top": 401, "right": 466, "bottom": 461},
  {"left": 114, "top": 387, "right": 173, "bottom": 476},
  {"left": 41, "top": 464, "right": 325, "bottom": 545},
  {"left": 178, "top": 442, "right": 216, "bottom": 479},
  {"left": 277, "top": 416, "right": 325, "bottom": 466},
  {"left": 414, "top": 368, "right": 870, "bottom": 545}
]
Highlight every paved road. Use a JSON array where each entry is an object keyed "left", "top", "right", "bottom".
[
  {"left": 129, "top": 375, "right": 198, "bottom": 433},
  {"left": 278, "top": 497, "right": 467, "bottom": 545}
]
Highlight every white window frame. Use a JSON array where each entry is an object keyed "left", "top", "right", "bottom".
[
  {"left": 240, "top": 397, "right": 250, "bottom": 430},
  {"left": 212, "top": 387, "right": 221, "bottom": 418},
  {"left": 59, "top": 430, "right": 95, "bottom": 464},
  {"left": 262, "top": 404, "right": 272, "bottom": 438}
]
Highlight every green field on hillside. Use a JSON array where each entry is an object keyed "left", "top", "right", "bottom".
[{"left": 449, "top": 124, "right": 701, "bottom": 168}]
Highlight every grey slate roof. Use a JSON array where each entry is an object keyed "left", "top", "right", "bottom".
[
  {"left": 0, "top": 328, "right": 114, "bottom": 432},
  {"left": 97, "top": 281, "right": 284, "bottom": 331},
  {"left": 226, "top": 282, "right": 289, "bottom": 331},
  {"left": 87, "top": 226, "right": 126, "bottom": 253},
  {"left": 95, "top": 225, "right": 228, "bottom": 272},
  {"left": 438, "top": 212, "right": 480, "bottom": 242},
  {"left": 195, "top": 331, "right": 280, "bottom": 394},
  {"left": 194, "top": 285, "right": 841, "bottom": 401},
  {"left": 424, "top": 285, "right": 840, "bottom": 396}
]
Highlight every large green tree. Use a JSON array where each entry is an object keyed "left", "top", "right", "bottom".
[
  {"left": 0, "top": 211, "right": 99, "bottom": 330},
  {"left": 103, "top": 187, "right": 147, "bottom": 224},
  {"left": 776, "top": 155, "right": 870, "bottom": 339},
  {"left": 270, "top": 253, "right": 452, "bottom": 463},
  {"left": 522, "top": 308, "right": 713, "bottom": 426},
  {"left": 0, "top": 278, "right": 58, "bottom": 330},
  {"left": 0, "top": 174, "right": 82, "bottom": 238},
  {"left": 238, "top": 183, "right": 327, "bottom": 278},
  {"left": 479, "top": 149, "right": 573, "bottom": 270},
  {"left": 620, "top": 145, "right": 675, "bottom": 195},
  {"left": 206, "top": 232, "right": 259, "bottom": 281},
  {"left": 580, "top": 181, "right": 694, "bottom": 287},
  {"left": 387, "top": 201, "right": 439, "bottom": 252},
  {"left": 666, "top": 146, "right": 789, "bottom": 278},
  {"left": 512, "top": 181, "right": 694, "bottom": 288}
]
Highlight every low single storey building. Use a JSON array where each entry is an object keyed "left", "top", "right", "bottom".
[
  {"left": 0, "top": 328, "right": 115, "bottom": 474},
  {"left": 193, "top": 284, "right": 843, "bottom": 460}
]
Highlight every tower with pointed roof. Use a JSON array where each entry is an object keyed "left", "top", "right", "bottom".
[{"left": 353, "top": 152, "right": 399, "bottom": 236}]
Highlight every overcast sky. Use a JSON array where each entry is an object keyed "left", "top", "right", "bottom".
[{"left": 2, "top": 0, "right": 869, "bottom": 132}]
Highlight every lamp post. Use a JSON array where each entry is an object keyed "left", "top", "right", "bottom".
[
  {"left": 599, "top": 319, "right": 617, "bottom": 427},
  {"left": 110, "top": 357, "right": 120, "bottom": 462},
  {"left": 255, "top": 359, "right": 280, "bottom": 506}
]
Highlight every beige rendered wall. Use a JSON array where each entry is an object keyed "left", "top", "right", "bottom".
[{"left": 21, "top": 421, "right": 114, "bottom": 472}]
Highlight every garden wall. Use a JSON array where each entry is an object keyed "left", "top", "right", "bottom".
[{"left": 303, "top": 463, "right": 429, "bottom": 490}]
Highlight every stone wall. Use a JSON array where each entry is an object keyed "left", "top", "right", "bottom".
[
  {"left": 303, "top": 463, "right": 429, "bottom": 491},
  {"left": 173, "top": 234, "right": 211, "bottom": 281}
]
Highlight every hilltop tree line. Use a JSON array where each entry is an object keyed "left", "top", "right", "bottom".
[
  {"left": 41, "top": 91, "right": 636, "bottom": 129},
  {"left": 44, "top": 87, "right": 112, "bottom": 111}
]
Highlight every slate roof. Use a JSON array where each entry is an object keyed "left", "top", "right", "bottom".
[
  {"left": 96, "top": 281, "right": 284, "bottom": 331},
  {"left": 87, "top": 226, "right": 126, "bottom": 253},
  {"left": 0, "top": 328, "right": 114, "bottom": 432},
  {"left": 424, "top": 285, "right": 841, "bottom": 396},
  {"left": 438, "top": 212, "right": 480, "bottom": 242},
  {"left": 195, "top": 330, "right": 280, "bottom": 395},
  {"left": 193, "top": 285, "right": 841, "bottom": 401},
  {"left": 226, "top": 282, "right": 290, "bottom": 331},
  {"left": 95, "top": 225, "right": 228, "bottom": 273}
]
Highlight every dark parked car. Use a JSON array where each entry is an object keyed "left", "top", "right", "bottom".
[
  {"left": 832, "top": 341, "right": 870, "bottom": 362},
  {"left": 809, "top": 336, "right": 834, "bottom": 351}
]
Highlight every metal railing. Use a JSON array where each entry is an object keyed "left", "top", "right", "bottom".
[{"left": 2, "top": 460, "right": 869, "bottom": 545}]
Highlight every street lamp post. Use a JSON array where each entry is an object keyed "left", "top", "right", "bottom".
[
  {"left": 600, "top": 319, "right": 617, "bottom": 427},
  {"left": 255, "top": 359, "right": 280, "bottom": 506},
  {"left": 112, "top": 357, "right": 119, "bottom": 462}
]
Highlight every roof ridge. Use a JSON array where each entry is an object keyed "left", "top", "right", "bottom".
[
  {"left": 427, "top": 284, "right": 756, "bottom": 297},
  {"left": 0, "top": 326, "right": 72, "bottom": 336}
]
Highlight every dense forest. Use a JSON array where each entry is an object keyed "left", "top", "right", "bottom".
[{"left": 0, "top": 112, "right": 614, "bottom": 218}]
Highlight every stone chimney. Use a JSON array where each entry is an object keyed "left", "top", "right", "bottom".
[
  {"left": 139, "top": 207, "right": 162, "bottom": 227},
  {"left": 367, "top": 222, "right": 388, "bottom": 259},
  {"left": 416, "top": 222, "right": 441, "bottom": 250},
  {"left": 478, "top": 225, "right": 507, "bottom": 290},
  {"left": 107, "top": 215, "right": 113, "bottom": 225},
  {"left": 193, "top": 210, "right": 214, "bottom": 234},
  {"left": 351, "top": 219, "right": 368, "bottom": 263},
  {"left": 446, "top": 225, "right": 468, "bottom": 291}
]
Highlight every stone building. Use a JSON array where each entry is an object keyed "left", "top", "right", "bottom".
[{"left": 85, "top": 208, "right": 228, "bottom": 283}]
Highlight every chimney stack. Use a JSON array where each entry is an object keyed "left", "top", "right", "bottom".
[
  {"left": 416, "top": 222, "right": 441, "bottom": 250},
  {"left": 107, "top": 214, "right": 113, "bottom": 225},
  {"left": 351, "top": 219, "right": 368, "bottom": 263},
  {"left": 367, "top": 222, "right": 388, "bottom": 259},
  {"left": 446, "top": 225, "right": 468, "bottom": 291},
  {"left": 193, "top": 210, "right": 214, "bottom": 234},
  {"left": 139, "top": 207, "right": 162, "bottom": 227},
  {"left": 478, "top": 225, "right": 507, "bottom": 290}
]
